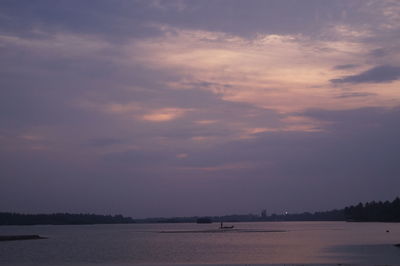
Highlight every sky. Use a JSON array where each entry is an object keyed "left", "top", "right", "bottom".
[{"left": 1, "top": 0, "right": 400, "bottom": 218}]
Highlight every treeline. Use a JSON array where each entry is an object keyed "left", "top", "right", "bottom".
[
  {"left": 134, "top": 210, "right": 344, "bottom": 224},
  {"left": 213, "top": 209, "right": 344, "bottom": 222},
  {"left": 0, "top": 212, "right": 135, "bottom": 225},
  {"left": 136, "top": 197, "right": 400, "bottom": 223},
  {"left": 262, "top": 209, "right": 344, "bottom": 222},
  {"left": 2, "top": 197, "right": 399, "bottom": 225},
  {"left": 135, "top": 214, "right": 262, "bottom": 223},
  {"left": 344, "top": 197, "right": 400, "bottom": 222}
]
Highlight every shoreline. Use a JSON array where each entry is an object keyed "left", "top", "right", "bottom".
[{"left": 0, "top": 235, "right": 47, "bottom": 241}]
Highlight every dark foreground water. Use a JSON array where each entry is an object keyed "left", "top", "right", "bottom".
[{"left": 0, "top": 221, "right": 400, "bottom": 265}]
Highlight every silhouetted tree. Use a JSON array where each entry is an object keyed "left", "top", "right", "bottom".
[
  {"left": 0, "top": 212, "right": 135, "bottom": 225},
  {"left": 344, "top": 197, "right": 400, "bottom": 222}
]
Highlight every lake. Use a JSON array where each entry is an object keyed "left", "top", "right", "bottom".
[{"left": 0, "top": 221, "right": 399, "bottom": 265}]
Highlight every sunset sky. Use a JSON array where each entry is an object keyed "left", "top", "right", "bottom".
[{"left": 1, "top": 0, "right": 400, "bottom": 218}]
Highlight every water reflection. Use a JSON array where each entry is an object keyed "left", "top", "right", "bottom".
[
  {"left": 325, "top": 244, "right": 400, "bottom": 265},
  {"left": 0, "top": 222, "right": 399, "bottom": 265}
]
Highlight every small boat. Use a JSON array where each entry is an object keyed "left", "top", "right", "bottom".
[{"left": 219, "top": 222, "right": 234, "bottom": 229}]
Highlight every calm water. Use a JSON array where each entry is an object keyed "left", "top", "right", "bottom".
[{"left": 0, "top": 221, "right": 400, "bottom": 265}]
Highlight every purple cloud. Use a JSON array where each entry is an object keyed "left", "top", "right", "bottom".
[{"left": 331, "top": 65, "right": 400, "bottom": 84}]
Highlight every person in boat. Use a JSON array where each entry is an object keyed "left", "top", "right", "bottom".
[{"left": 220, "top": 221, "right": 234, "bottom": 229}]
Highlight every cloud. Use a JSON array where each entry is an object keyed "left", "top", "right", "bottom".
[
  {"left": 141, "top": 108, "right": 190, "bottom": 122},
  {"left": 333, "top": 64, "right": 359, "bottom": 70},
  {"left": 370, "top": 48, "right": 386, "bottom": 57},
  {"left": 86, "top": 138, "right": 124, "bottom": 147},
  {"left": 195, "top": 120, "right": 218, "bottom": 125},
  {"left": 335, "top": 92, "right": 377, "bottom": 98},
  {"left": 331, "top": 65, "right": 400, "bottom": 84},
  {"left": 176, "top": 153, "right": 188, "bottom": 159},
  {"left": 132, "top": 26, "right": 380, "bottom": 113},
  {"left": 179, "top": 162, "right": 253, "bottom": 172}
]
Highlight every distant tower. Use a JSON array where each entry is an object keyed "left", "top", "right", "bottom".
[{"left": 261, "top": 209, "right": 267, "bottom": 218}]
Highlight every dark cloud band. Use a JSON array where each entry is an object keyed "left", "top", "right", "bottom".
[{"left": 331, "top": 65, "right": 400, "bottom": 84}]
